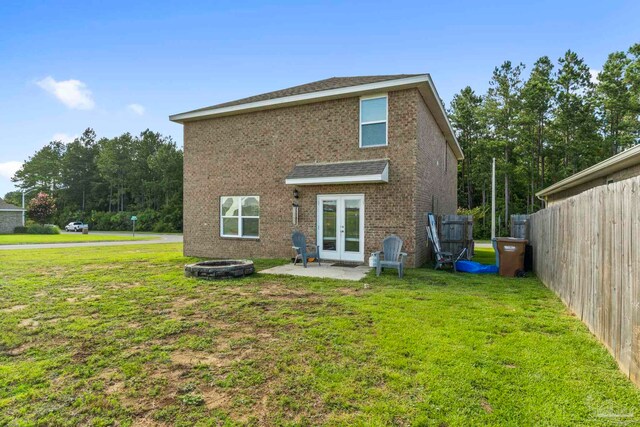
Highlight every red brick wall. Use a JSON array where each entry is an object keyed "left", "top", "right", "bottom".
[
  {"left": 413, "top": 95, "right": 459, "bottom": 266},
  {"left": 183, "top": 88, "right": 457, "bottom": 266}
]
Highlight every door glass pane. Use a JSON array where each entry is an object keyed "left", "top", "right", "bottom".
[
  {"left": 322, "top": 200, "right": 337, "bottom": 251},
  {"left": 222, "top": 218, "right": 238, "bottom": 235},
  {"left": 344, "top": 199, "right": 360, "bottom": 252},
  {"left": 242, "top": 218, "right": 259, "bottom": 237}
]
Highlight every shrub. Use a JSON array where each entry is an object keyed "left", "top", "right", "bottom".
[
  {"left": 13, "top": 226, "right": 28, "bottom": 234},
  {"left": 27, "top": 192, "right": 56, "bottom": 225},
  {"left": 26, "top": 224, "right": 61, "bottom": 234},
  {"left": 85, "top": 209, "right": 182, "bottom": 232},
  {"left": 152, "top": 222, "right": 174, "bottom": 233}
]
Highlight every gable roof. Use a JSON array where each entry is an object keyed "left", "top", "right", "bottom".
[
  {"left": 187, "top": 75, "right": 422, "bottom": 112},
  {"left": 170, "top": 74, "right": 464, "bottom": 160},
  {"left": 536, "top": 144, "right": 640, "bottom": 198},
  {"left": 0, "top": 198, "right": 23, "bottom": 211}
]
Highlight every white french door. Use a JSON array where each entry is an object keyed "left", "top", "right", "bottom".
[{"left": 317, "top": 194, "right": 365, "bottom": 262}]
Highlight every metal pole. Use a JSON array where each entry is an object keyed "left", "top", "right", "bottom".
[
  {"left": 491, "top": 158, "right": 496, "bottom": 240},
  {"left": 133, "top": 220, "right": 136, "bottom": 238},
  {"left": 21, "top": 191, "right": 25, "bottom": 226}
]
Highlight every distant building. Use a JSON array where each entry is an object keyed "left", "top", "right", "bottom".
[
  {"left": 537, "top": 145, "right": 640, "bottom": 206},
  {"left": 0, "top": 198, "right": 24, "bottom": 233}
]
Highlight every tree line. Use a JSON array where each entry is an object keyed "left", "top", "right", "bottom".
[
  {"left": 5, "top": 128, "right": 183, "bottom": 232},
  {"left": 450, "top": 44, "right": 640, "bottom": 237}
]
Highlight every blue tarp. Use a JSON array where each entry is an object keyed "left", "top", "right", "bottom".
[{"left": 455, "top": 260, "right": 498, "bottom": 274}]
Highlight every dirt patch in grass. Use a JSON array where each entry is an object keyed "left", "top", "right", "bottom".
[
  {"left": 99, "top": 368, "right": 125, "bottom": 394},
  {"left": 131, "top": 418, "right": 171, "bottom": 427},
  {"left": 222, "top": 281, "right": 319, "bottom": 301},
  {"left": 481, "top": 398, "right": 494, "bottom": 413},
  {"left": 18, "top": 318, "right": 39, "bottom": 328},
  {"left": 202, "top": 387, "right": 231, "bottom": 409},
  {"left": 104, "top": 281, "right": 144, "bottom": 291},
  {"left": 1, "top": 304, "right": 28, "bottom": 312},
  {"left": 335, "top": 287, "right": 365, "bottom": 296},
  {"left": 170, "top": 350, "right": 234, "bottom": 367},
  {"left": 81, "top": 264, "right": 122, "bottom": 272},
  {"left": 60, "top": 285, "right": 92, "bottom": 294},
  {"left": 257, "top": 282, "right": 317, "bottom": 299},
  {"left": 33, "top": 265, "right": 67, "bottom": 278},
  {"left": 6, "top": 342, "right": 32, "bottom": 356},
  {"left": 172, "top": 297, "right": 198, "bottom": 309},
  {"left": 167, "top": 297, "right": 200, "bottom": 319}
]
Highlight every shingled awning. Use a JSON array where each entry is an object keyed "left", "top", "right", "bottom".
[{"left": 285, "top": 159, "right": 389, "bottom": 185}]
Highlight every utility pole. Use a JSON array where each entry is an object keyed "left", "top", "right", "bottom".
[
  {"left": 491, "top": 158, "right": 496, "bottom": 240},
  {"left": 21, "top": 191, "right": 25, "bottom": 226}
]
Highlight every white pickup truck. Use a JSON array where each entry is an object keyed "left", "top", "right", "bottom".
[{"left": 65, "top": 221, "right": 87, "bottom": 232}]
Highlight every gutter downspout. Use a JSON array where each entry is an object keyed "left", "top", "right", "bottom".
[{"left": 536, "top": 193, "right": 547, "bottom": 209}]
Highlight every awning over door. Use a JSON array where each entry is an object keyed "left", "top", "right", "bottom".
[{"left": 285, "top": 159, "right": 389, "bottom": 185}]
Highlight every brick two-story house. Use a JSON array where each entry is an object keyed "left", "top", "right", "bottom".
[{"left": 170, "top": 74, "right": 463, "bottom": 267}]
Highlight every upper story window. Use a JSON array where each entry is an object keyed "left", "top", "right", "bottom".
[
  {"left": 360, "top": 95, "right": 388, "bottom": 148},
  {"left": 220, "top": 196, "right": 260, "bottom": 238}
]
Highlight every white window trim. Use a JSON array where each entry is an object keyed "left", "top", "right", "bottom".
[
  {"left": 359, "top": 94, "right": 388, "bottom": 148},
  {"left": 220, "top": 196, "right": 260, "bottom": 238}
]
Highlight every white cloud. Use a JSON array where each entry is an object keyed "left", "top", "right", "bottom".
[
  {"left": 589, "top": 69, "right": 600, "bottom": 85},
  {"left": 36, "top": 76, "right": 95, "bottom": 110},
  {"left": 0, "top": 161, "right": 22, "bottom": 180},
  {"left": 51, "top": 133, "right": 77, "bottom": 144},
  {"left": 127, "top": 103, "right": 145, "bottom": 115}
]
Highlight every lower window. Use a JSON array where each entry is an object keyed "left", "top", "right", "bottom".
[{"left": 220, "top": 196, "right": 260, "bottom": 238}]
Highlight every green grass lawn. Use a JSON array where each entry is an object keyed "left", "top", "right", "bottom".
[
  {"left": 0, "top": 234, "right": 155, "bottom": 245},
  {"left": 1, "top": 244, "right": 639, "bottom": 426}
]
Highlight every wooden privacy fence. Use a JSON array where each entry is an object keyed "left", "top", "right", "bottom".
[
  {"left": 529, "top": 175, "right": 640, "bottom": 385},
  {"left": 510, "top": 214, "right": 530, "bottom": 239},
  {"left": 438, "top": 214, "right": 474, "bottom": 259}
]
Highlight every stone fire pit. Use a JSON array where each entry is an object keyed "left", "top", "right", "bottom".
[{"left": 184, "top": 260, "right": 255, "bottom": 280}]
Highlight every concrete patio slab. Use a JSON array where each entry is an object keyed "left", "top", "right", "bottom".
[{"left": 260, "top": 263, "right": 371, "bottom": 281}]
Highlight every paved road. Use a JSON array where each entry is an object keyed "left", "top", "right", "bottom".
[{"left": 0, "top": 232, "right": 182, "bottom": 251}]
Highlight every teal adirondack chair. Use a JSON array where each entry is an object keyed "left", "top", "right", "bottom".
[
  {"left": 373, "top": 235, "right": 407, "bottom": 278},
  {"left": 292, "top": 231, "right": 321, "bottom": 268}
]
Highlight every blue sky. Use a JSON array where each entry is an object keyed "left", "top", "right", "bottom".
[{"left": 1, "top": 0, "right": 639, "bottom": 196}]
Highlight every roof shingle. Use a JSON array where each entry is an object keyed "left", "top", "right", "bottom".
[
  {"left": 0, "top": 198, "right": 22, "bottom": 210},
  {"left": 189, "top": 75, "right": 423, "bottom": 113},
  {"left": 286, "top": 159, "right": 389, "bottom": 180}
]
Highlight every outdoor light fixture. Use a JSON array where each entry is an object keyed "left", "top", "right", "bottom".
[{"left": 293, "top": 188, "right": 299, "bottom": 199}]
